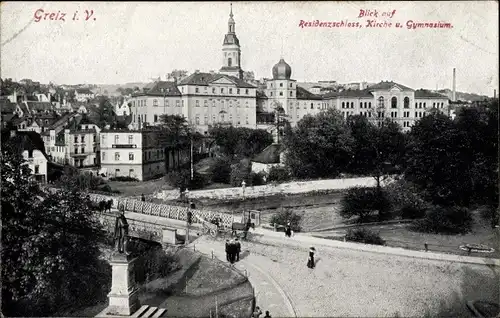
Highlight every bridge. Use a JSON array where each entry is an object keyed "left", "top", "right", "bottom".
[{"left": 66, "top": 190, "right": 262, "bottom": 245}]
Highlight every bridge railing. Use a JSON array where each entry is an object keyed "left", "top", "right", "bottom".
[
  {"left": 99, "top": 213, "right": 166, "bottom": 242},
  {"left": 87, "top": 192, "right": 235, "bottom": 228}
]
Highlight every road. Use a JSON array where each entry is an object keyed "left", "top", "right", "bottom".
[{"left": 193, "top": 231, "right": 499, "bottom": 317}]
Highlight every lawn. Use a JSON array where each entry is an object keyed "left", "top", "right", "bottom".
[
  {"left": 313, "top": 211, "right": 500, "bottom": 259},
  {"left": 107, "top": 177, "right": 173, "bottom": 197}
]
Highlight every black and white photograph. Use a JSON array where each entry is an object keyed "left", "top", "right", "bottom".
[{"left": 1, "top": 1, "right": 499, "bottom": 317}]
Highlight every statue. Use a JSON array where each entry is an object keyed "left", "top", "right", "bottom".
[{"left": 114, "top": 204, "right": 130, "bottom": 255}]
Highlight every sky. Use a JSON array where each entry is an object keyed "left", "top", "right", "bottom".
[{"left": 1, "top": 1, "right": 498, "bottom": 96}]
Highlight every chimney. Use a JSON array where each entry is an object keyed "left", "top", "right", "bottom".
[
  {"left": 359, "top": 82, "right": 364, "bottom": 90},
  {"left": 494, "top": 89, "right": 497, "bottom": 99},
  {"left": 452, "top": 68, "right": 456, "bottom": 102}
]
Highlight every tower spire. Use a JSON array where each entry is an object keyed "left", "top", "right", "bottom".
[
  {"left": 230, "top": 3, "right": 233, "bottom": 18},
  {"left": 281, "top": 38, "right": 284, "bottom": 59}
]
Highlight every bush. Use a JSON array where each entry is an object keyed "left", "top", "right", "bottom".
[
  {"left": 269, "top": 208, "right": 302, "bottom": 232},
  {"left": 209, "top": 157, "right": 232, "bottom": 184},
  {"left": 267, "top": 166, "right": 291, "bottom": 183},
  {"left": 165, "top": 169, "right": 190, "bottom": 189},
  {"left": 410, "top": 205, "right": 473, "bottom": 234},
  {"left": 109, "top": 176, "right": 139, "bottom": 182},
  {"left": 188, "top": 172, "right": 210, "bottom": 190},
  {"left": 130, "top": 241, "right": 181, "bottom": 284},
  {"left": 345, "top": 228, "right": 385, "bottom": 245},
  {"left": 339, "top": 187, "right": 392, "bottom": 222},
  {"left": 384, "top": 180, "right": 428, "bottom": 219},
  {"left": 230, "top": 159, "right": 252, "bottom": 187},
  {"left": 250, "top": 172, "right": 266, "bottom": 186}
]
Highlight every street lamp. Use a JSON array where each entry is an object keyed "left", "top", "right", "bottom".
[{"left": 241, "top": 180, "right": 246, "bottom": 221}]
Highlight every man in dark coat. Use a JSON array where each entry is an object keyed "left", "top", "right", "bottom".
[
  {"left": 114, "top": 207, "right": 129, "bottom": 255},
  {"left": 229, "top": 239, "right": 236, "bottom": 264},
  {"left": 225, "top": 239, "right": 230, "bottom": 262},
  {"left": 235, "top": 238, "right": 241, "bottom": 261}
]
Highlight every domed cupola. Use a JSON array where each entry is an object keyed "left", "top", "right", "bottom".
[{"left": 272, "top": 58, "right": 292, "bottom": 80}]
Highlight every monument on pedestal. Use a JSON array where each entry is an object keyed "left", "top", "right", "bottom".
[{"left": 98, "top": 205, "right": 140, "bottom": 317}]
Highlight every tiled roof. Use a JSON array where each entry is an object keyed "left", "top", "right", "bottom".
[
  {"left": 47, "top": 113, "right": 76, "bottom": 130},
  {"left": 0, "top": 100, "right": 17, "bottom": 113},
  {"left": 296, "top": 86, "right": 323, "bottom": 100},
  {"left": 252, "top": 144, "right": 283, "bottom": 164},
  {"left": 414, "top": 89, "right": 449, "bottom": 99},
  {"left": 26, "top": 101, "right": 53, "bottom": 112},
  {"left": 323, "top": 89, "right": 374, "bottom": 99},
  {"left": 178, "top": 72, "right": 256, "bottom": 89},
  {"left": 17, "top": 102, "right": 30, "bottom": 115},
  {"left": 142, "top": 81, "right": 181, "bottom": 96},
  {"left": 368, "top": 81, "right": 414, "bottom": 91},
  {"left": 2, "top": 130, "right": 49, "bottom": 159}
]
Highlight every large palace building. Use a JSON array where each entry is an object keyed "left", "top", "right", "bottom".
[{"left": 128, "top": 5, "right": 449, "bottom": 134}]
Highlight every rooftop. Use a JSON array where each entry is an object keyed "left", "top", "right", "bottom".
[
  {"left": 252, "top": 144, "right": 283, "bottom": 164},
  {"left": 368, "top": 81, "right": 414, "bottom": 91},
  {"left": 414, "top": 89, "right": 449, "bottom": 99},
  {"left": 296, "top": 86, "right": 322, "bottom": 100},
  {"left": 178, "top": 72, "right": 256, "bottom": 89}
]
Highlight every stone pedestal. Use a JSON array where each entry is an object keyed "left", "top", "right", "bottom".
[
  {"left": 162, "top": 228, "right": 178, "bottom": 245},
  {"left": 105, "top": 253, "right": 140, "bottom": 316}
]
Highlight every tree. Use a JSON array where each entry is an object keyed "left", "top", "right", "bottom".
[
  {"left": 346, "top": 115, "right": 378, "bottom": 175},
  {"left": 159, "top": 114, "right": 192, "bottom": 172},
  {"left": 208, "top": 125, "right": 273, "bottom": 159},
  {"left": 95, "top": 96, "right": 116, "bottom": 128},
  {"left": 167, "top": 70, "right": 188, "bottom": 82},
  {"left": 283, "top": 109, "right": 355, "bottom": 179},
  {"left": 1, "top": 139, "right": 107, "bottom": 316}
]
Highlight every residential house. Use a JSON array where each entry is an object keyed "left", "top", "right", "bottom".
[{"left": 75, "top": 88, "right": 95, "bottom": 102}]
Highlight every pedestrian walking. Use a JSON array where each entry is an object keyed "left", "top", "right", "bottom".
[
  {"left": 229, "top": 239, "right": 236, "bottom": 264},
  {"left": 235, "top": 238, "right": 241, "bottom": 261},
  {"left": 252, "top": 306, "right": 262, "bottom": 318},
  {"left": 225, "top": 239, "right": 230, "bottom": 262},
  {"left": 285, "top": 221, "right": 292, "bottom": 238},
  {"left": 141, "top": 193, "right": 146, "bottom": 202},
  {"left": 307, "top": 247, "right": 316, "bottom": 269},
  {"left": 263, "top": 310, "right": 272, "bottom": 318}
]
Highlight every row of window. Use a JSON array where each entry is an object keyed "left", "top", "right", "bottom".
[
  {"left": 194, "top": 114, "right": 250, "bottom": 125},
  {"left": 269, "top": 91, "right": 294, "bottom": 97},
  {"left": 269, "top": 82, "right": 294, "bottom": 88},
  {"left": 190, "top": 87, "right": 251, "bottom": 95},
  {"left": 101, "top": 134, "right": 135, "bottom": 145},
  {"left": 73, "top": 146, "right": 97, "bottom": 154},
  {"left": 102, "top": 150, "right": 163, "bottom": 161},
  {"left": 73, "top": 158, "right": 97, "bottom": 167},
  {"left": 73, "top": 135, "right": 97, "bottom": 143}
]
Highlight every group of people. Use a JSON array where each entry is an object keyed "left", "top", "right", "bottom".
[
  {"left": 225, "top": 238, "right": 241, "bottom": 264},
  {"left": 252, "top": 306, "right": 272, "bottom": 318}
]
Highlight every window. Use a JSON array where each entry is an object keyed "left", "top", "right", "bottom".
[
  {"left": 74, "top": 136, "right": 78, "bottom": 143},
  {"left": 34, "top": 165, "right": 40, "bottom": 174},
  {"left": 404, "top": 97, "right": 410, "bottom": 108},
  {"left": 229, "top": 114, "right": 233, "bottom": 122},
  {"left": 204, "top": 100, "right": 208, "bottom": 107},
  {"left": 143, "top": 100, "right": 147, "bottom": 107},
  {"left": 129, "top": 153, "right": 134, "bottom": 160},
  {"left": 433, "top": 102, "right": 436, "bottom": 108},
  {"left": 279, "top": 92, "right": 283, "bottom": 96},
  {"left": 229, "top": 100, "right": 233, "bottom": 107},
  {"left": 212, "top": 88, "right": 216, "bottom": 94},
  {"left": 93, "top": 146, "right": 96, "bottom": 153},
  {"left": 311, "top": 103, "right": 313, "bottom": 109},
  {"left": 364, "top": 102, "right": 367, "bottom": 108},
  {"left": 360, "top": 102, "right": 363, "bottom": 108},
  {"left": 196, "top": 100, "right": 200, "bottom": 107},
  {"left": 115, "top": 169, "right": 120, "bottom": 177},
  {"left": 280, "top": 83, "right": 283, "bottom": 87},
  {"left": 195, "top": 87, "right": 199, "bottom": 93},
  {"left": 212, "top": 115, "right": 216, "bottom": 122},
  {"left": 290, "top": 91, "right": 293, "bottom": 97},
  {"left": 195, "top": 116, "right": 200, "bottom": 125},
  {"left": 94, "top": 158, "right": 97, "bottom": 165},
  {"left": 229, "top": 88, "right": 233, "bottom": 94},
  {"left": 74, "top": 147, "right": 78, "bottom": 154},
  {"left": 378, "top": 96, "right": 385, "bottom": 108},
  {"left": 245, "top": 115, "right": 249, "bottom": 124},
  {"left": 212, "top": 100, "right": 216, "bottom": 107},
  {"left": 342, "top": 102, "right": 345, "bottom": 108},
  {"left": 228, "top": 57, "right": 232, "bottom": 67},
  {"left": 237, "top": 89, "right": 240, "bottom": 94},
  {"left": 81, "top": 147, "right": 85, "bottom": 153},
  {"left": 245, "top": 89, "right": 249, "bottom": 95},
  {"left": 221, "top": 114, "right": 225, "bottom": 122},
  {"left": 423, "top": 102, "right": 426, "bottom": 108},
  {"left": 368, "top": 102, "right": 372, "bottom": 108},
  {"left": 154, "top": 114, "right": 158, "bottom": 122},
  {"left": 128, "top": 135, "right": 133, "bottom": 144},
  {"left": 165, "top": 100, "right": 169, "bottom": 107},
  {"left": 418, "top": 102, "right": 422, "bottom": 108},
  {"left": 102, "top": 152, "right": 106, "bottom": 160},
  {"left": 221, "top": 100, "right": 225, "bottom": 109},
  {"left": 153, "top": 99, "right": 158, "bottom": 106},
  {"left": 93, "top": 135, "right": 96, "bottom": 142},
  {"left": 176, "top": 100, "right": 180, "bottom": 107},
  {"left": 204, "top": 115, "right": 208, "bottom": 124},
  {"left": 114, "top": 135, "right": 119, "bottom": 144},
  {"left": 182, "top": 100, "right": 184, "bottom": 107},
  {"left": 391, "top": 97, "right": 398, "bottom": 108},
  {"left": 351, "top": 102, "right": 354, "bottom": 108},
  {"left": 115, "top": 152, "right": 120, "bottom": 161},
  {"left": 290, "top": 83, "right": 293, "bottom": 88},
  {"left": 81, "top": 135, "right": 85, "bottom": 142},
  {"left": 246, "top": 101, "right": 249, "bottom": 108},
  {"left": 441, "top": 102, "right": 444, "bottom": 108},
  {"left": 221, "top": 88, "right": 224, "bottom": 94},
  {"left": 414, "top": 111, "right": 418, "bottom": 117},
  {"left": 270, "top": 92, "right": 273, "bottom": 96}
]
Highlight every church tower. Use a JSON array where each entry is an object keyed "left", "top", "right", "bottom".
[{"left": 220, "top": 4, "right": 243, "bottom": 79}]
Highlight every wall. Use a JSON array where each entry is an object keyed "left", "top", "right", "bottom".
[
  {"left": 23, "top": 149, "right": 48, "bottom": 180},
  {"left": 251, "top": 161, "right": 282, "bottom": 174},
  {"left": 180, "top": 176, "right": 392, "bottom": 200}
]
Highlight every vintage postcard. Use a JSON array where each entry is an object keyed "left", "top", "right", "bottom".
[{"left": 1, "top": 1, "right": 499, "bottom": 318}]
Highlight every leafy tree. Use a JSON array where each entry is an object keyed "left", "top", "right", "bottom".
[
  {"left": 339, "top": 186, "right": 392, "bottom": 222},
  {"left": 1, "top": 139, "right": 107, "bottom": 316},
  {"left": 208, "top": 125, "right": 273, "bottom": 159},
  {"left": 159, "top": 114, "right": 193, "bottom": 168},
  {"left": 267, "top": 166, "right": 291, "bottom": 183},
  {"left": 95, "top": 96, "right": 116, "bottom": 128},
  {"left": 283, "top": 109, "right": 355, "bottom": 179},
  {"left": 346, "top": 115, "right": 378, "bottom": 175},
  {"left": 345, "top": 228, "right": 385, "bottom": 245},
  {"left": 269, "top": 208, "right": 302, "bottom": 232},
  {"left": 410, "top": 205, "right": 473, "bottom": 234},
  {"left": 209, "top": 156, "right": 232, "bottom": 184},
  {"left": 230, "top": 158, "right": 252, "bottom": 187}
]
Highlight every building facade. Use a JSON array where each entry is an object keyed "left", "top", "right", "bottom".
[{"left": 99, "top": 128, "right": 189, "bottom": 181}]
